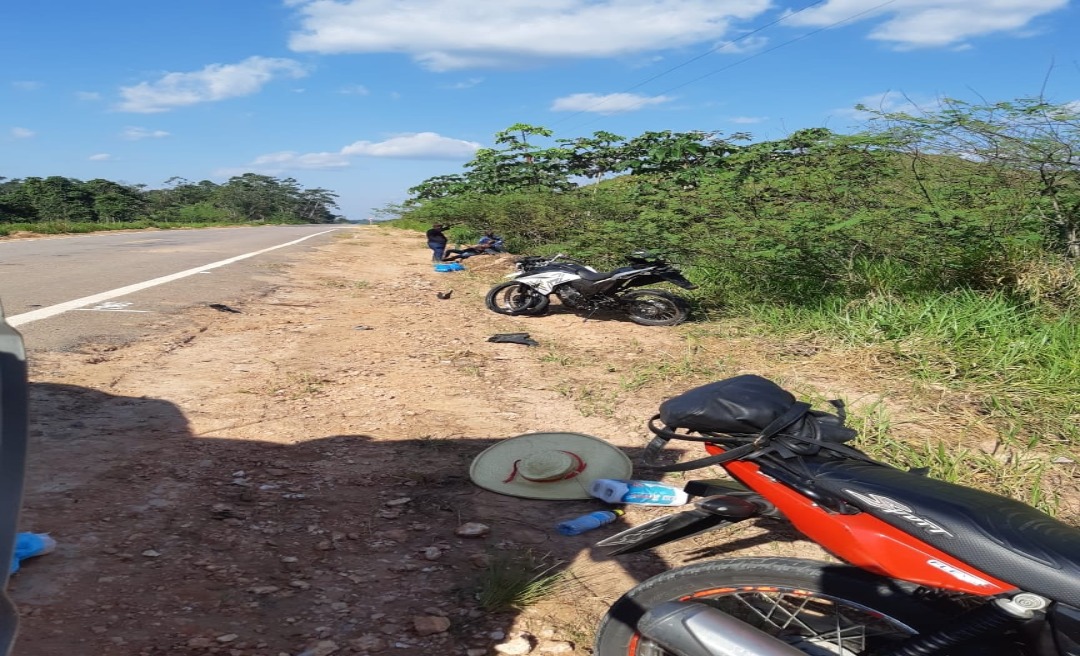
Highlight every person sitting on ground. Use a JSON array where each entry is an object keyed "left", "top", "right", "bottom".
[
  {"left": 477, "top": 230, "right": 505, "bottom": 253},
  {"left": 443, "top": 230, "right": 506, "bottom": 261},
  {"left": 441, "top": 244, "right": 483, "bottom": 262}
]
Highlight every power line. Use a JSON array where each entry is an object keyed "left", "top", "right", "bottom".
[
  {"left": 564, "top": 0, "right": 901, "bottom": 133},
  {"left": 550, "top": 0, "right": 829, "bottom": 126}
]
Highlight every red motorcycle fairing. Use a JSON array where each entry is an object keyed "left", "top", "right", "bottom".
[{"left": 715, "top": 448, "right": 1017, "bottom": 597}]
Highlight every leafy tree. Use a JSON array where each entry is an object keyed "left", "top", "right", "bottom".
[
  {"left": 84, "top": 179, "right": 146, "bottom": 223},
  {"left": 296, "top": 187, "right": 342, "bottom": 223},
  {"left": 0, "top": 178, "right": 36, "bottom": 222},
  {"left": 558, "top": 130, "right": 627, "bottom": 187},
  {"left": 407, "top": 174, "right": 470, "bottom": 201},
  {"left": 860, "top": 97, "right": 1080, "bottom": 260},
  {"left": 21, "top": 176, "right": 95, "bottom": 223}
]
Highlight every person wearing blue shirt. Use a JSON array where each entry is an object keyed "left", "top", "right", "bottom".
[
  {"left": 477, "top": 230, "right": 504, "bottom": 253},
  {"left": 443, "top": 230, "right": 505, "bottom": 261}
]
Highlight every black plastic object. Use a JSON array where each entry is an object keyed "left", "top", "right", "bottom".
[
  {"left": 656, "top": 375, "right": 857, "bottom": 452},
  {"left": 487, "top": 333, "right": 539, "bottom": 346},
  {"left": 0, "top": 301, "right": 28, "bottom": 655},
  {"left": 682, "top": 478, "right": 752, "bottom": 498}
]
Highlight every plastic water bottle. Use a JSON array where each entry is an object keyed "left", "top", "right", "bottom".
[
  {"left": 556, "top": 509, "right": 624, "bottom": 536},
  {"left": 588, "top": 479, "right": 690, "bottom": 506}
]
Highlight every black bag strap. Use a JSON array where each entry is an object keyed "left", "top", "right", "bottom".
[
  {"left": 642, "top": 439, "right": 764, "bottom": 472},
  {"left": 642, "top": 402, "right": 813, "bottom": 472}
]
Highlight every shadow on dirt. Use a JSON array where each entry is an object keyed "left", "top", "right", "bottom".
[
  {"left": 11, "top": 381, "right": 793, "bottom": 655},
  {"left": 505, "top": 301, "right": 699, "bottom": 327}
]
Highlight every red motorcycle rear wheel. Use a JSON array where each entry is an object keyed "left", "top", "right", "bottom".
[{"left": 595, "top": 557, "right": 968, "bottom": 656}]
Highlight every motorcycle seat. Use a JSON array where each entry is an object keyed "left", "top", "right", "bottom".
[
  {"left": 809, "top": 459, "right": 1080, "bottom": 607},
  {"left": 576, "top": 269, "right": 617, "bottom": 282}
]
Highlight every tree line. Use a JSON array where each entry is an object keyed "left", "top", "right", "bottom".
[
  {"left": 0, "top": 173, "right": 343, "bottom": 226},
  {"left": 398, "top": 99, "right": 1080, "bottom": 310}
]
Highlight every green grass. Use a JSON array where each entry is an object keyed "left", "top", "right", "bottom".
[
  {"left": 619, "top": 343, "right": 726, "bottom": 391},
  {"left": 842, "top": 399, "right": 1060, "bottom": 515},
  {"left": 746, "top": 290, "right": 1080, "bottom": 447},
  {"left": 475, "top": 550, "right": 569, "bottom": 612},
  {"left": 554, "top": 383, "right": 619, "bottom": 417}
]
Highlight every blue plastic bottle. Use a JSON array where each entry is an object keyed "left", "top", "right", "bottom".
[
  {"left": 588, "top": 479, "right": 690, "bottom": 506},
  {"left": 556, "top": 509, "right": 624, "bottom": 536}
]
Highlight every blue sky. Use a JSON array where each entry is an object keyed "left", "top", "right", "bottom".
[{"left": 2, "top": 0, "right": 1076, "bottom": 219}]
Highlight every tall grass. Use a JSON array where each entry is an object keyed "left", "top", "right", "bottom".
[
  {"left": 475, "top": 550, "right": 568, "bottom": 612},
  {"left": 844, "top": 401, "right": 1060, "bottom": 515},
  {"left": 748, "top": 290, "right": 1080, "bottom": 446}
]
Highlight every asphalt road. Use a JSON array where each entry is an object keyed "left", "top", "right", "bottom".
[{"left": 0, "top": 225, "right": 346, "bottom": 352}]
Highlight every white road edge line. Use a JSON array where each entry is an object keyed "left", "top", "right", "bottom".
[{"left": 8, "top": 229, "right": 339, "bottom": 327}]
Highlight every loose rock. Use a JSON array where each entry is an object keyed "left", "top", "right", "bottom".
[
  {"left": 413, "top": 615, "right": 451, "bottom": 636},
  {"left": 538, "top": 640, "right": 574, "bottom": 654},
  {"left": 350, "top": 634, "right": 387, "bottom": 651},
  {"left": 494, "top": 635, "right": 534, "bottom": 655},
  {"left": 298, "top": 640, "right": 340, "bottom": 656},
  {"left": 456, "top": 522, "right": 491, "bottom": 538}
]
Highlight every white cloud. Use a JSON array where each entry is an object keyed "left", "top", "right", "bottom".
[
  {"left": 728, "top": 116, "right": 768, "bottom": 124},
  {"left": 341, "top": 132, "right": 481, "bottom": 158},
  {"left": 234, "top": 132, "right": 482, "bottom": 175},
  {"left": 338, "top": 84, "right": 370, "bottom": 95},
  {"left": 443, "top": 77, "right": 484, "bottom": 90},
  {"left": 287, "top": 0, "right": 773, "bottom": 70},
  {"left": 551, "top": 92, "right": 672, "bottom": 114},
  {"left": 117, "top": 56, "right": 310, "bottom": 113},
  {"left": 76, "top": 91, "right": 102, "bottom": 101},
  {"left": 713, "top": 35, "right": 769, "bottom": 54},
  {"left": 784, "top": 0, "right": 1068, "bottom": 49},
  {"left": 89, "top": 153, "right": 112, "bottom": 161},
  {"left": 251, "top": 151, "right": 352, "bottom": 169},
  {"left": 12, "top": 81, "right": 42, "bottom": 91},
  {"left": 11, "top": 127, "right": 35, "bottom": 139},
  {"left": 121, "top": 127, "right": 171, "bottom": 140}
]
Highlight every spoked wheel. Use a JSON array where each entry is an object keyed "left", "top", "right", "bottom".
[
  {"left": 622, "top": 290, "right": 690, "bottom": 326},
  {"left": 595, "top": 558, "right": 961, "bottom": 656},
  {"left": 485, "top": 282, "right": 550, "bottom": 316}
]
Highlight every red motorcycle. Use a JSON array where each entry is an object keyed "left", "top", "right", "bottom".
[{"left": 594, "top": 375, "right": 1080, "bottom": 656}]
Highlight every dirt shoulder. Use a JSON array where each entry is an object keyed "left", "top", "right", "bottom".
[{"left": 9, "top": 226, "right": 1073, "bottom": 656}]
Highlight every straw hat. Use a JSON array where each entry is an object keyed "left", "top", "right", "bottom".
[{"left": 469, "top": 432, "right": 633, "bottom": 500}]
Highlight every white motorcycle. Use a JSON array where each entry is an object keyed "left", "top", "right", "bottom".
[{"left": 485, "top": 251, "right": 696, "bottom": 326}]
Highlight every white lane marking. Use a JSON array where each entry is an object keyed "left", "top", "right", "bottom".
[
  {"left": 8, "top": 229, "right": 338, "bottom": 327},
  {"left": 74, "top": 302, "right": 151, "bottom": 314}
]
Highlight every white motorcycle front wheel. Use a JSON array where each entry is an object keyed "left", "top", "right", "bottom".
[{"left": 484, "top": 282, "right": 550, "bottom": 316}]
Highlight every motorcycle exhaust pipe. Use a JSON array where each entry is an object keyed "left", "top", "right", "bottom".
[{"left": 637, "top": 601, "right": 807, "bottom": 656}]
